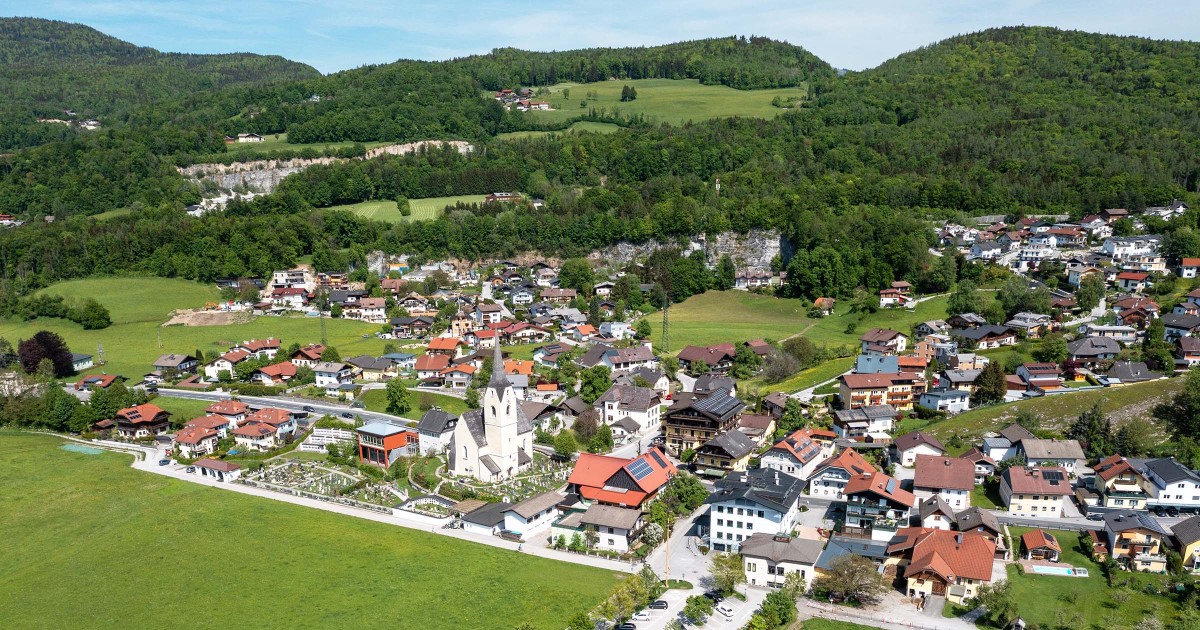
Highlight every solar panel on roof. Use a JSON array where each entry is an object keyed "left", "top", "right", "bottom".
[
  {"left": 1041, "top": 470, "right": 1064, "bottom": 482},
  {"left": 1043, "top": 532, "right": 1055, "bottom": 544},
  {"left": 627, "top": 459, "right": 654, "bottom": 481},
  {"left": 885, "top": 478, "right": 897, "bottom": 494},
  {"left": 649, "top": 450, "right": 667, "bottom": 468}
]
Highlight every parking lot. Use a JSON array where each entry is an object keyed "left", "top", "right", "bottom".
[{"left": 623, "top": 588, "right": 767, "bottom": 630}]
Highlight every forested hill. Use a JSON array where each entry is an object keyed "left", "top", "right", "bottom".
[
  {"left": 453, "top": 37, "right": 835, "bottom": 89},
  {"left": 0, "top": 18, "right": 320, "bottom": 150},
  {"left": 805, "top": 26, "right": 1200, "bottom": 211}
]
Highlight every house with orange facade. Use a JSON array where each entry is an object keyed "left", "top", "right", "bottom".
[{"left": 357, "top": 422, "right": 419, "bottom": 467}]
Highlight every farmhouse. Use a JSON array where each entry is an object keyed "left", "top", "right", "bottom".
[
  {"left": 114, "top": 404, "right": 171, "bottom": 438},
  {"left": 565, "top": 448, "right": 675, "bottom": 509}
]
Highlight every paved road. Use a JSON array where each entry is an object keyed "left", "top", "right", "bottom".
[
  {"left": 79, "top": 437, "right": 634, "bottom": 574},
  {"left": 157, "top": 388, "right": 410, "bottom": 425}
]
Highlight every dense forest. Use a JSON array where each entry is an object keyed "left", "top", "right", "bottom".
[
  {"left": 0, "top": 18, "right": 319, "bottom": 150},
  {"left": 0, "top": 24, "right": 1199, "bottom": 302}
]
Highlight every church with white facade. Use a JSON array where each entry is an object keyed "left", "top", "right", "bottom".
[{"left": 449, "top": 343, "right": 534, "bottom": 481}]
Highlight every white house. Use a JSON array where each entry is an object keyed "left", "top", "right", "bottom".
[
  {"left": 760, "top": 428, "right": 835, "bottom": 481},
  {"left": 593, "top": 385, "right": 661, "bottom": 433},
  {"left": 1000, "top": 466, "right": 1072, "bottom": 517},
  {"left": 706, "top": 468, "right": 805, "bottom": 552},
  {"left": 1103, "top": 235, "right": 1162, "bottom": 261},
  {"left": 416, "top": 408, "right": 456, "bottom": 456},
  {"left": 313, "top": 362, "right": 353, "bottom": 388},
  {"left": 806, "top": 448, "right": 877, "bottom": 500},
  {"left": 912, "top": 455, "right": 975, "bottom": 511},
  {"left": 891, "top": 431, "right": 947, "bottom": 467},
  {"left": 740, "top": 533, "right": 825, "bottom": 592},
  {"left": 502, "top": 491, "right": 563, "bottom": 534},
  {"left": 1019, "top": 438, "right": 1085, "bottom": 473},
  {"left": 918, "top": 389, "right": 970, "bottom": 414},
  {"left": 1138, "top": 458, "right": 1200, "bottom": 512},
  {"left": 1181, "top": 258, "right": 1200, "bottom": 279},
  {"left": 204, "top": 349, "right": 250, "bottom": 381},
  {"left": 599, "top": 321, "right": 633, "bottom": 340}
]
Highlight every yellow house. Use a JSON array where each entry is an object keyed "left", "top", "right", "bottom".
[
  {"left": 695, "top": 430, "right": 757, "bottom": 473},
  {"left": 1104, "top": 511, "right": 1169, "bottom": 573},
  {"left": 1171, "top": 515, "right": 1200, "bottom": 572}
]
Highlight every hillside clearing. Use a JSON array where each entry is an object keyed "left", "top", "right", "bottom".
[
  {"left": 331, "top": 195, "right": 487, "bottom": 223},
  {"left": 522, "top": 78, "right": 805, "bottom": 125}
]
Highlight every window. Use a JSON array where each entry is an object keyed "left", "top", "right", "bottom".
[
  {"left": 758, "top": 510, "right": 765, "bottom": 518},
  {"left": 748, "top": 562, "right": 757, "bottom": 572}
]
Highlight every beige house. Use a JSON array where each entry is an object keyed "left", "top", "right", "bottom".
[
  {"left": 741, "top": 533, "right": 826, "bottom": 593},
  {"left": 1000, "top": 466, "right": 1072, "bottom": 517}
]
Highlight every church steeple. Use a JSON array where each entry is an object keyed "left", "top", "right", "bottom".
[{"left": 488, "top": 339, "right": 509, "bottom": 394}]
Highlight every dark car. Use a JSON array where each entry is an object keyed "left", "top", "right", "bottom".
[
  {"left": 615, "top": 624, "right": 637, "bottom": 630},
  {"left": 1086, "top": 512, "right": 1104, "bottom": 521},
  {"left": 648, "top": 600, "right": 668, "bottom": 610},
  {"left": 1168, "top": 506, "right": 1180, "bottom": 517},
  {"left": 703, "top": 591, "right": 724, "bottom": 603},
  {"left": 303, "top": 405, "right": 315, "bottom": 413},
  {"left": 341, "top": 412, "right": 354, "bottom": 419},
  {"left": 1154, "top": 507, "right": 1168, "bottom": 517},
  {"left": 157, "top": 459, "right": 170, "bottom": 466},
  {"left": 186, "top": 466, "right": 195, "bottom": 473}
]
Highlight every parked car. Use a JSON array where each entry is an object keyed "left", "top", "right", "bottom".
[
  {"left": 302, "top": 405, "right": 315, "bottom": 413},
  {"left": 157, "top": 459, "right": 170, "bottom": 466},
  {"left": 648, "top": 600, "right": 668, "bottom": 610},
  {"left": 185, "top": 466, "right": 195, "bottom": 473},
  {"left": 632, "top": 611, "right": 652, "bottom": 621},
  {"left": 341, "top": 412, "right": 354, "bottom": 419},
  {"left": 615, "top": 624, "right": 637, "bottom": 630},
  {"left": 1086, "top": 512, "right": 1104, "bottom": 521},
  {"left": 716, "top": 603, "right": 735, "bottom": 618},
  {"left": 703, "top": 591, "right": 724, "bottom": 603}
]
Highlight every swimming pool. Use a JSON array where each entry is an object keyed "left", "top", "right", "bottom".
[
  {"left": 1031, "top": 565, "right": 1088, "bottom": 577},
  {"left": 60, "top": 443, "right": 104, "bottom": 455}
]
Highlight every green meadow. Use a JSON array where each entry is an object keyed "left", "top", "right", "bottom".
[
  {"left": 522, "top": 78, "right": 806, "bottom": 125},
  {"left": 0, "top": 432, "right": 617, "bottom": 629}
]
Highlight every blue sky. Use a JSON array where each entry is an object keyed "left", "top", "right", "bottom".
[{"left": 8, "top": 1, "right": 1200, "bottom": 74}]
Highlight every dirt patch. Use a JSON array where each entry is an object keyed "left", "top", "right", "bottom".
[{"left": 162, "top": 309, "right": 253, "bottom": 327}]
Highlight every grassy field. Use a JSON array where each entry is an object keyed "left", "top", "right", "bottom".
[
  {"left": 523, "top": 79, "right": 805, "bottom": 125},
  {"left": 744, "top": 357, "right": 856, "bottom": 395},
  {"left": 360, "top": 388, "right": 469, "bottom": 421},
  {"left": 925, "top": 378, "right": 1182, "bottom": 440},
  {"left": 1005, "top": 527, "right": 1177, "bottom": 628},
  {"left": 150, "top": 396, "right": 216, "bottom": 423},
  {"left": 646, "top": 291, "right": 950, "bottom": 355},
  {"left": 798, "top": 620, "right": 879, "bottom": 630},
  {"left": 331, "top": 195, "right": 487, "bottom": 224},
  {"left": 0, "top": 277, "right": 385, "bottom": 382},
  {"left": 0, "top": 433, "right": 616, "bottom": 628},
  {"left": 496, "top": 121, "right": 621, "bottom": 141},
  {"left": 90, "top": 207, "right": 132, "bottom": 221}
]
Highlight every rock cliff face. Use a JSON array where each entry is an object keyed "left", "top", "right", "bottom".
[
  {"left": 177, "top": 140, "right": 474, "bottom": 198},
  {"left": 591, "top": 229, "right": 786, "bottom": 269}
]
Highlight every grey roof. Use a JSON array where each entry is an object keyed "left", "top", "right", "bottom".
[
  {"left": 580, "top": 504, "right": 642, "bottom": 530},
  {"left": 1143, "top": 458, "right": 1200, "bottom": 485},
  {"left": 607, "top": 346, "right": 655, "bottom": 364},
  {"left": 518, "top": 448, "right": 532, "bottom": 465},
  {"left": 1106, "top": 361, "right": 1162, "bottom": 383},
  {"left": 1021, "top": 438, "right": 1085, "bottom": 461},
  {"left": 487, "top": 342, "right": 510, "bottom": 391},
  {"left": 594, "top": 384, "right": 660, "bottom": 412},
  {"left": 700, "top": 430, "right": 757, "bottom": 460},
  {"left": 694, "top": 374, "right": 735, "bottom": 395},
  {"left": 1163, "top": 313, "right": 1200, "bottom": 330},
  {"left": 577, "top": 344, "right": 613, "bottom": 368},
  {"left": 358, "top": 422, "right": 407, "bottom": 437},
  {"left": 506, "top": 491, "right": 564, "bottom": 519},
  {"left": 816, "top": 535, "right": 890, "bottom": 570},
  {"left": 479, "top": 454, "right": 501, "bottom": 475},
  {"left": 950, "top": 325, "right": 1014, "bottom": 341},
  {"left": 920, "top": 389, "right": 968, "bottom": 402},
  {"left": 312, "top": 361, "right": 348, "bottom": 373},
  {"left": 705, "top": 468, "right": 806, "bottom": 514},
  {"left": 1172, "top": 515, "right": 1200, "bottom": 546},
  {"left": 461, "top": 502, "right": 511, "bottom": 527},
  {"left": 739, "top": 533, "right": 825, "bottom": 565},
  {"left": 833, "top": 406, "right": 898, "bottom": 423},
  {"left": 560, "top": 395, "right": 591, "bottom": 416},
  {"left": 941, "top": 369, "right": 982, "bottom": 384},
  {"left": 1067, "top": 336, "right": 1121, "bottom": 358},
  {"left": 416, "top": 409, "right": 456, "bottom": 435},
  {"left": 955, "top": 507, "right": 1001, "bottom": 535},
  {"left": 347, "top": 355, "right": 392, "bottom": 371},
  {"left": 612, "top": 366, "right": 666, "bottom": 386},
  {"left": 998, "top": 424, "right": 1037, "bottom": 444},
  {"left": 688, "top": 389, "right": 746, "bottom": 421},
  {"left": 1104, "top": 510, "right": 1169, "bottom": 536},
  {"left": 981, "top": 437, "right": 1011, "bottom": 450},
  {"left": 460, "top": 409, "right": 486, "bottom": 447},
  {"left": 919, "top": 495, "right": 956, "bottom": 521},
  {"left": 153, "top": 353, "right": 195, "bottom": 368},
  {"left": 614, "top": 416, "right": 641, "bottom": 433},
  {"left": 894, "top": 431, "right": 946, "bottom": 454}
]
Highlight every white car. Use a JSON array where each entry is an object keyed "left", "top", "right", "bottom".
[
  {"left": 716, "top": 603, "right": 735, "bottom": 618},
  {"left": 631, "top": 611, "right": 652, "bottom": 622}
]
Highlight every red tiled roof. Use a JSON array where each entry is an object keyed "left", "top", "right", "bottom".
[
  {"left": 185, "top": 415, "right": 229, "bottom": 431},
  {"left": 504, "top": 359, "right": 534, "bottom": 375},
  {"left": 74, "top": 373, "right": 120, "bottom": 390},
  {"left": 845, "top": 471, "right": 915, "bottom": 506},
  {"left": 115, "top": 404, "right": 169, "bottom": 424},
  {"left": 257, "top": 361, "right": 297, "bottom": 379},
  {"left": 913, "top": 455, "right": 976, "bottom": 491},
  {"left": 220, "top": 349, "right": 251, "bottom": 363},
  {"left": 1022, "top": 529, "right": 1061, "bottom": 553},
  {"left": 1183, "top": 258, "right": 1200, "bottom": 267},
  {"left": 1002, "top": 466, "right": 1072, "bottom": 495},
  {"left": 895, "top": 528, "right": 996, "bottom": 582},
  {"left": 428, "top": 337, "right": 463, "bottom": 351},
  {"left": 292, "top": 344, "right": 326, "bottom": 361},
  {"left": 175, "top": 425, "right": 217, "bottom": 445},
  {"left": 238, "top": 338, "right": 280, "bottom": 352},
  {"left": 815, "top": 447, "right": 877, "bottom": 477},
  {"left": 1117, "top": 272, "right": 1150, "bottom": 281},
  {"left": 415, "top": 354, "right": 451, "bottom": 371},
  {"left": 195, "top": 458, "right": 240, "bottom": 472},
  {"left": 568, "top": 448, "right": 675, "bottom": 507},
  {"left": 246, "top": 408, "right": 291, "bottom": 426},
  {"left": 1094, "top": 455, "right": 1137, "bottom": 482},
  {"left": 205, "top": 400, "right": 248, "bottom": 415},
  {"left": 233, "top": 422, "right": 276, "bottom": 438}
]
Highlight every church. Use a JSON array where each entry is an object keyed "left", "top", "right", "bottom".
[{"left": 449, "top": 343, "right": 534, "bottom": 481}]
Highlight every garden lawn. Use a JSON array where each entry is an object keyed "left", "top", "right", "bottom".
[
  {"left": 1, "top": 278, "right": 385, "bottom": 381},
  {"left": 644, "top": 291, "right": 813, "bottom": 351},
  {"left": 744, "top": 357, "right": 855, "bottom": 395},
  {"left": 151, "top": 396, "right": 217, "bottom": 423},
  {"left": 330, "top": 195, "right": 486, "bottom": 223},
  {"left": 361, "top": 388, "right": 469, "bottom": 421},
  {"left": 526, "top": 79, "right": 806, "bottom": 125},
  {"left": 0, "top": 433, "right": 616, "bottom": 629},
  {"left": 924, "top": 378, "right": 1183, "bottom": 440},
  {"left": 799, "top": 620, "right": 879, "bottom": 630},
  {"left": 496, "top": 121, "right": 620, "bottom": 141},
  {"left": 1005, "top": 527, "right": 1178, "bottom": 628}
]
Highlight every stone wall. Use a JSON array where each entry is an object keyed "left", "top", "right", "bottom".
[{"left": 591, "top": 229, "right": 786, "bottom": 269}]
